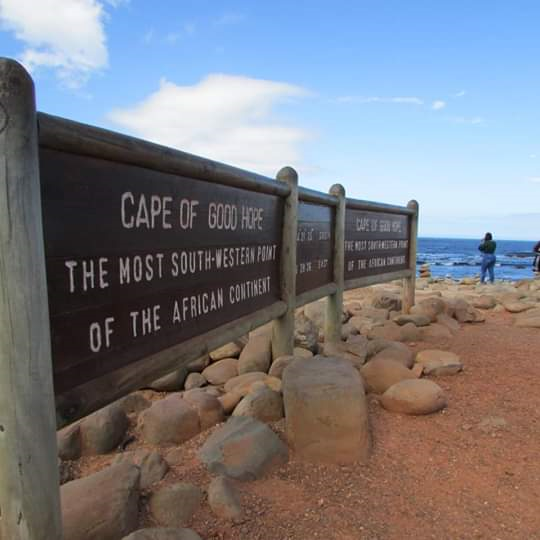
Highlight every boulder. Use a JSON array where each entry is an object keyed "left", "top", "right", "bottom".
[
  {"left": 139, "top": 394, "right": 200, "bottom": 445},
  {"left": 436, "top": 313, "right": 460, "bottom": 333},
  {"left": 117, "top": 393, "right": 151, "bottom": 416},
  {"left": 148, "top": 367, "right": 189, "bottom": 392},
  {"left": 80, "top": 404, "right": 129, "bottom": 456},
  {"left": 293, "top": 347, "right": 314, "bottom": 358},
  {"left": 380, "top": 379, "right": 447, "bottom": 415},
  {"left": 149, "top": 483, "right": 203, "bottom": 528},
  {"left": 415, "top": 350, "right": 463, "bottom": 376},
  {"left": 62, "top": 462, "right": 140, "bottom": 540},
  {"left": 208, "top": 476, "right": 243, "bottom": 521},
  {"left": 224, "top": 372, "right": 267, "bottom": 395},
  {"left": 210, "top": 342, "right": 242, "bottom": 361},
  {"left": 303, "top": 301, "right": 326, "bottom": 328},
  {"left": 503, "top": 301, "right": 534, "bottom": 314},
  {"left": 360, "top": 357, "right": 417, "bottom": 394},
  {"left": 202, "top": 358, "right": 238, "bottom": 385},
  {"left": 282, "top": 356, "right": 370, "bottom": 464},
  {"left": 321, "top": 341, "right": 366, "bottom": 370},
  {"left": 294, "top": 312, "right": 319, "bottom": 352},
  {"left": 232, "top": 384, "right": 284, "bottom": 422},
  {"left": 184, "top": 372, "right": 207, "bottom": 391},
  {"left": 454, "top": 298, "right": 485, "bottom": 323},
  {"left": 218, "top": 391, "right": 244, "bottom": 414},
  {"left": 237, "top": 334, "right": 272, "bottom": 374},
  {"left": 399, "top": 322, "right": 421, "bottom": 342},
  {"left": 112, "top": 450, "right": 168, "bottom": 489},
  {"left": 269, "top": 355, "right": 296, "bottom": 379},
  {"left": 122, "top": 529, "right": 202, "bottom": 540},
  {"left": 185, "top": 354, "right": 210, "bottom": 373},
  {"left": 198, "top": 416, "right": 288, "bottom": 481},
  {"left": 371, "top": 291, "right": 402, "bottom": 311},
  {"left": 420, "top": 323, "right": 453, "bottom": 342},
  {"left": 369, "top": 343, "right": 414, "bottom": 368},
  {"left": 472, "top": 295, "right": 497, "bottom": 310},
  {"left": 366, "top": 321, "right": 402, "bottom": 341},
  {"left": 393, "top": 313, "right": 431, "bottom": 327},
  {"left": 183, "top": 390, "right": 224, "bottom": 430},
  {"left": 57, "top": 423, "right": 81, "bottom": 461}
]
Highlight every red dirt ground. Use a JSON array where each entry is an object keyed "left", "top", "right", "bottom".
[{"left": 79, "top": 311, "right": 540, "bottom": 539}]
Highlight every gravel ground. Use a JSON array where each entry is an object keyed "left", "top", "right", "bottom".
[{"left": 77, "top": 310, "right": 540, "bottom": 540}]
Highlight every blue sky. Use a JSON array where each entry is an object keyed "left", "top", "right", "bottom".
[{"left": 1, "top": 0, "right": 539, "bottom": 239}]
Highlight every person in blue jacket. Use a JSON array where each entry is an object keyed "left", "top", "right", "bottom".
[{"left": 478, "top": 232, "right": 496, "bottom": 283}]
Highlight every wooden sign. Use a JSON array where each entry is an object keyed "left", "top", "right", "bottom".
[
  {"left": 344, "top": 209, "right": 410, "bottom": 280},
  {"left": 296, "top": 201, "right": 334, "bottom": 294},
  {"left": 40, "top": 148, "right": 283, "bottom": 394}
]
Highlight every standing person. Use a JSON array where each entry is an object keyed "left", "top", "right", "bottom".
[
  {"left": 533, "top": 240, "right": 540, "bottom": 273},
  {"left": 478, "top": 232, "right": 497, "bottom": 283}
]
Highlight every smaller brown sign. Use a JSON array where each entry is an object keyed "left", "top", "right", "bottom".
[
  {"left": 296, "top": 201, "right": 334, "bottom": 295},
  {"left": 345, "top": 209, "right": 409, "bottom": 281}
]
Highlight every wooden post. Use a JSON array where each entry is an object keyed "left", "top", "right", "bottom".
[
  {"left": 325, "top": 184, "right": 346, "bottom": 343},
  {"left": 402, "top": 199, "right": 419, "bottom": 313},
  {"left": 0, "top": 59, "right": 63, "bottom": 539},
  {"left": 272, "top": 166, "right": 298, "bottom": 358}
]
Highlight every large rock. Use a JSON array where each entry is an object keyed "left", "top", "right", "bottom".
[
  {"left": 380, "top": 379, "right": 447, "bottom": 415},
  {"left": 454, "top": 298, "right": 485, "bottom": 323},
  {"left": 122, "top": 529, "right": 202, "bottom": 540},
  {"left": 393, "top": 313, "right": 431, "bottom": 327},
  {"left": 282, "top": 356, "right": 370, "bottom": 464},
  {"left": 415, "top": 350, "right": 463, "bottom": 376},
  {"left": 224, "top": 372, "right": 267, "bottom": 395},
  {"left": 148, "top": 367, "right": 189, "bottom": 392},
  {"left": 184, "top": 372, "right": 207, "bottom": 390},
  {"left": 62, "top": 462, "right": 140, "bottom": 540},
  {"left": 269, "top": 355, "right": 296, "bottom": 379},
  {"left": 57, "top": 424, "right": 82, "bottom": 461},
  {"left": 369, "top": 342, "right": 414, "bottom": 368},
  {"left": 399, "top": 322, "right": 421, "bottom": 342},
  {"left": 117, "top": 393, "right": 151, "bottom": 416},
  {"left": 208, "top": 476, "right": 243, "bottom": 521},
  {"left": 303, "top": 301, "right": 326, "bottom": 328},
  {"left": 371, "top": 290, "right": 401, "bottom": 311},
  {"left": 232, "top": 384, "right": 284, "bottom": 422},
  {"left": 294, "top": 347, "right": 314, "bottom": 358},
  {"left": 210, "top": 341, "right": 242, "bottom": 361},
  {"left": 218, "top": 390, "right": 244, "bottom": 414},
  {"left": 149, "top": 483, "right": 203, "bottom": 527},
  {"left": 321, "top": 341, "right": 366, "bottom": 370},
  {"left": 183, "top": 390, "right": 224, "bottom": 430},
  {"left": 436, "top": 313, "right": 460, "bottom": 333},
  {"left": 411, "top": 297, "right": 446, "bottom": 322},
  {"left": 420, "top": 323, "right": 453, "bottom": 342},
  {"left": 294, "top": 312, "right": 319, "bottom": 352},
  {"left": 202, "top": 357, "right": 238, "bottom": 385},
  {"left": 186, "top": 354, "right": 210, "bottom": 373},
  {"left": 198, "top": 416, "right": 288, "bottom": 480},
  {"left": 237, "top": 334, "right": 272, "bottom": 374},
  {"left": 112, "top": 450, "right": 168, "bottom": 489},
  {"left": 366, "top": 321, "right": 402, "bottom": 341},
  {"left": 503, "top": 301, "right": 534, "bottom": 314},
  {"left": 360, "top": 357, "right": 417, "bottom": 394},
  {"left": 139, "top": 394, "right": 200, "bottom": 445},
  {"left": 80, "top": 404, "right": 129, "bottom": 456},
  {"left": 473, "top": 295, "right": 497, "bottom": 310}
]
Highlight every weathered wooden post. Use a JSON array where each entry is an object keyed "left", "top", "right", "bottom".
[
  {"left": 272, "top": 167, "right": 298, "bottom": 358},
  {"left": 325, "top": 184, "right": 346, "bottom": 343},
  {"left": 0, "top": 59, "right": 63, "bottom": 539},
  {"left": 402, "top": 199, "right": 419, "bottom": 313}
]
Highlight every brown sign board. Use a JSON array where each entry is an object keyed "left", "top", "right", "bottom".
[
  {"left": 344, "top": 209, "right": 410, "bottom": 281},
  {"left": 40, "top": 148, "right": 283, "bottom": 395},
  {"left": 296, "top": 201, "right": 334, "bottom": 295}
]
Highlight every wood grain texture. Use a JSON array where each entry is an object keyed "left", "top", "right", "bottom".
[{"left": 0, "top": 58, "right": 62, "bottom": 540}]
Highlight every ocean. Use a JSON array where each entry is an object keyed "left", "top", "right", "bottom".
[{"left": 417, "top": 237, "right": 538, "bottom": 281}]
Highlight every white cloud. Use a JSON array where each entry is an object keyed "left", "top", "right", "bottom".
[
  {"left": 0, "top": 0, "right": 119, "bottom": 87},
  {"left": 108, "top": 74, "right": 311, "bottom": 175},
  {"left": 337, "top": 96, "right": 424, "bottom": 105},
  {"left": 530, "top": 154, "right": 537, "bottom": 159},
  {"left": 432, "top": 100, "right": 446, "bottom": 110},
  {"left": 453, "top": 90, "right": 466, "bottom": 98},
  {"left": 529, "top": 177, "right": 540, "bottom": 183}
]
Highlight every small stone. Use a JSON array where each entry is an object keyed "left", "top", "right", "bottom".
[
  {"left": 184, "top": 372, "right": 207, "bottom": 391},
  {"left": 80, "top": 404, "right": 129, "bottom": 456},
  {"left": 208, "top": 476, "right": 243, "bottom": 521},
  {"left": 149, "top": 483, "right": 203, "bottom": 527}
]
